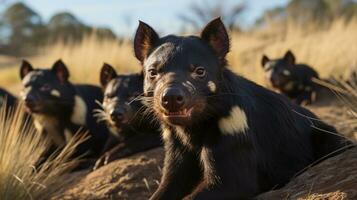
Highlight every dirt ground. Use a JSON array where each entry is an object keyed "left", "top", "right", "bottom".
[
  {"left": 51, "top": 148, "right": 164, "bottom": 200},
  {"left": 306, "top": 90, "right": 357, "bottom": 141},
  {"left": 51, "top": 90, "right": 357, "bottom": 200}
]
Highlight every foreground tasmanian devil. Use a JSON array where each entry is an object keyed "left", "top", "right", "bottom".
[
  {"left": 19, "top": 60, "right": 109, "bottom": 162},
  {"left": 133, "top": 18, "right": 350, "bottom": 199},
  {"left": 93, "top": 63, "right": 161, "bottom": 169},
  {"left": 261, "top": 50, "right": 319, "bottom": 105}
]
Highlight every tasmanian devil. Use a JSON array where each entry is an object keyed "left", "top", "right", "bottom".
[
  {"left": 0, "top": 87, "right": 17, "bottom": 109},
  {"left": 261, "top": 50, "right": 319, "bottom": 105},
  {"left": 133, "top": 18, "right": 351, "bottom": 199},
  {"left": 93, "top": 63, "right": 162, "bottom": 169},
  {"left": 19, "top": 59, "right": 109, "bottom": 162}
]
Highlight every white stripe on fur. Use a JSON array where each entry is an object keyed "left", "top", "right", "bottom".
[{"left": 218, "top": 106, "right": 249, "bottom": 135}]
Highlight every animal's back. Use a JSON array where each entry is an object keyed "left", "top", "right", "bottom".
[
  {"left": 74, "top": 84, "right": 109, "bottom": 156},
  {"left": 294, "top": 64, "right": 319, "bottom": 82},
  {"left": 0, "top": 88, "right": 17, "bottom": 108},
  {"left": 75, "top": 84, "right": 104, "bottom": 106},
  {"left": 227, "top": 70, "right": 348, "bottom": 190}
]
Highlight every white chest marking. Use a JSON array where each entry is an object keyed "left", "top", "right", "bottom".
[
  {"left": 32, "top": 114, "right": 66, "bottom": 147},
  {"left": 218, "top": 106, "right": 249, "bottom": 135},
  {"left": 71, "top": 95, "right": 87, "bottom": 125},
  {"left": 50, "top": 89, "right": 61, "bottom": 97}
]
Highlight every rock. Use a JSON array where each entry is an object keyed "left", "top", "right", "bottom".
[
  {"left": 257, "top": 147, "right": 357, "bottom": 200},
  {"left": 51, "top": 148, "right": 164, "bottom": 200}
]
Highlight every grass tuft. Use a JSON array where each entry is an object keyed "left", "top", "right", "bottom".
[{"left": 0, "top": 101, "right": 87, "bottom": 200}]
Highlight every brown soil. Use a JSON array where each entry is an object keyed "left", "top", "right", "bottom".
[
  {"left": 50, "top": 148, "right": 164, "bottom": 200},
  {"left": 257, "top": 147, "right": 357, "bottom": 200}
]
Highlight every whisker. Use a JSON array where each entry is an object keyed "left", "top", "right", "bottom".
[
  {"left": 292, "top": 109, "right": 354, "bottom": 143},
  {"left": 127, "top": 92, "right": 147, "bottom": 105},
  {"left": 95, "top": 100, "right": 104, "bottom": 109}
]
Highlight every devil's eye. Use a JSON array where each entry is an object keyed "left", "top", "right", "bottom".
[
  {"left": 282, "top": 70, "right": 291, "bottom": 76},
  {"left": 148, "top": 69, "right": 158, "bottom": 79},
  {"left": 40, "top": 84, "right": 51, "bottom": 91},
  {"left": 193, "top": 67, "right": 206, "bottom": 78}
]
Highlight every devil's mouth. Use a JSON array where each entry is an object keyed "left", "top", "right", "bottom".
[
  {"left": 24, "top": 103, "right": 42, "bottom": 113},
  {"left": 163, "top": 107, "right": 194, "bottom": 118},
  {"left": 111, "top": 118, "right": 127, "bottom": 127}
]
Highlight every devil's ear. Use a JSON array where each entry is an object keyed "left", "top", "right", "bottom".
[
  {"left": 100, "top": 63, "right": 117, "bottom": 88},
  {"left": 134, "top": 21, "right": 160, "bottom": 64},
  {"left": 52, "top": 59, "right": 69, "bottom": 84},
  {"left": 261, "top": 55, "right": 270, "bottom": 68},
  {"left": 20, "top": 60, "right": 34, "bottom": 80},
  {"left": 284, "top": 50, "right": 295, "bottom": 65},
  {"left": 200, "top": 17, "right": 230, "bottom": 63}
]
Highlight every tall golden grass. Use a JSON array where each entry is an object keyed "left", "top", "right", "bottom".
[
  {"left": 32, "top": 34, "right": 139, "bottom": 84},
  {"left": 328, "top": 78, "right": 357, "bottom": 141},
  {"left": 0, "top": 102, "right": 86, "bottom": 200},
  {"left": 228, "top": 19, "right": 357, "bottom": 85},
  {"left": 0, "top": 19, "right": 356, "bottom": 92}
]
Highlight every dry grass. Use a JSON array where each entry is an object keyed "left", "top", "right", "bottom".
[
  {"left": 228, "top": 19, "right": 357, "bottom": 85},
  {"left": 31, "top": 34, "right": 140, "bottom": 84},
  {"left": 0, "top": 101, "right": 87, "bottom": 200},
  {"left": 327, "top": 78, "right": 357, "bottom": 141},
  {"left": 0, "top": 19, "right": 356, "bottom": 93}
]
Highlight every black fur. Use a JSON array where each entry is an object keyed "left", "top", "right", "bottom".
[
  {"left": 261, "top": 51, "right": 319, "bottom": 105},
  {"left": 133, "top": 18, "right": 351, "bottom": 199},
  {"left": 93, "top": 63, "right": 161, "bottom": 169},
  {"left": 19, "top": 60, "right": 109, "bottom": 163},
  {"left": 0, "top": 87, "right": 17, "bottom": 109}
]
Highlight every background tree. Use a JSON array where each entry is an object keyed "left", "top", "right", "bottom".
[
  {"left": 287, "top": 0, "right": 332, "bottom": 26},
  {"left": 0, "top": 2, "right": 118, "bottom": 56},
  {"left": 48, "top": 12, "right": 88, "bottom": 43},
  {"left": 0, "top": 2, "right": 46, "bottom": 55},
  {"left": 254, "top": 0, "right": 357, "bottom": 30},
  {"left": 178, "top": 0, "right": 245, "bottom": 32}
]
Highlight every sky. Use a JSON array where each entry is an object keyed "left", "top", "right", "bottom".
[{"left": 2, "top": 0, "right": 289, "bottom": 37}]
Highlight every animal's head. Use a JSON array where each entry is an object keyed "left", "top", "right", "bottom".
[
  {"left": 19, "top": 60, "right": 75, "bottom": 115},
  {"left": 261, "top": 50, "right": 296, "bottom": 88},
  {"left": 99, "top": 63, "right": 144, "bottom": 133},
  {"left": 134, "top": 18, "right": 229, "bottom": 127}
]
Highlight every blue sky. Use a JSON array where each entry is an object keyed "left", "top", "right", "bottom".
[{"left": 2, "top": 0, "right": 289, "bottom": 36}]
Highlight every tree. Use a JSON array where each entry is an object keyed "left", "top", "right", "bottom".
[
  {"left": 0, "top": 2, "right": 46, "bottom": 55},
  {"left": 47, "top": 12, "right": 88, "bottom": 43},
  {"left": 287, "top": 0, "right": 332, "bottom": 26},
  {"left": 178, "top": 0, "right": 245, "bottom": 32},
  {"left": 254, "top": 6, "right": 286, "bottom": 28},
  {"left": 0, "top": 2, "right": 119, "bottom": 55},
  {"left": 48, "top": 12, "right": 83, "bottom": 29},
  {"left": 254, "top": 0, "right": 357, "bottom": 30},
  {"left": 47, "top": 12, "right": 117, "bottom": 43}
]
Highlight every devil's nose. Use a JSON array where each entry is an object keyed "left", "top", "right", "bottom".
[
  {"left": 270, "top": 75, "right": 280, "bottom": 86},
  {"left": 110, "top": 108, "right": 125, "bottom": 122},
  {"left": 161, "top": 87, "right": 185, "bottom": 111},
  {"left": 23, "top": 95, "right": 36, "bottom": 104}
]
